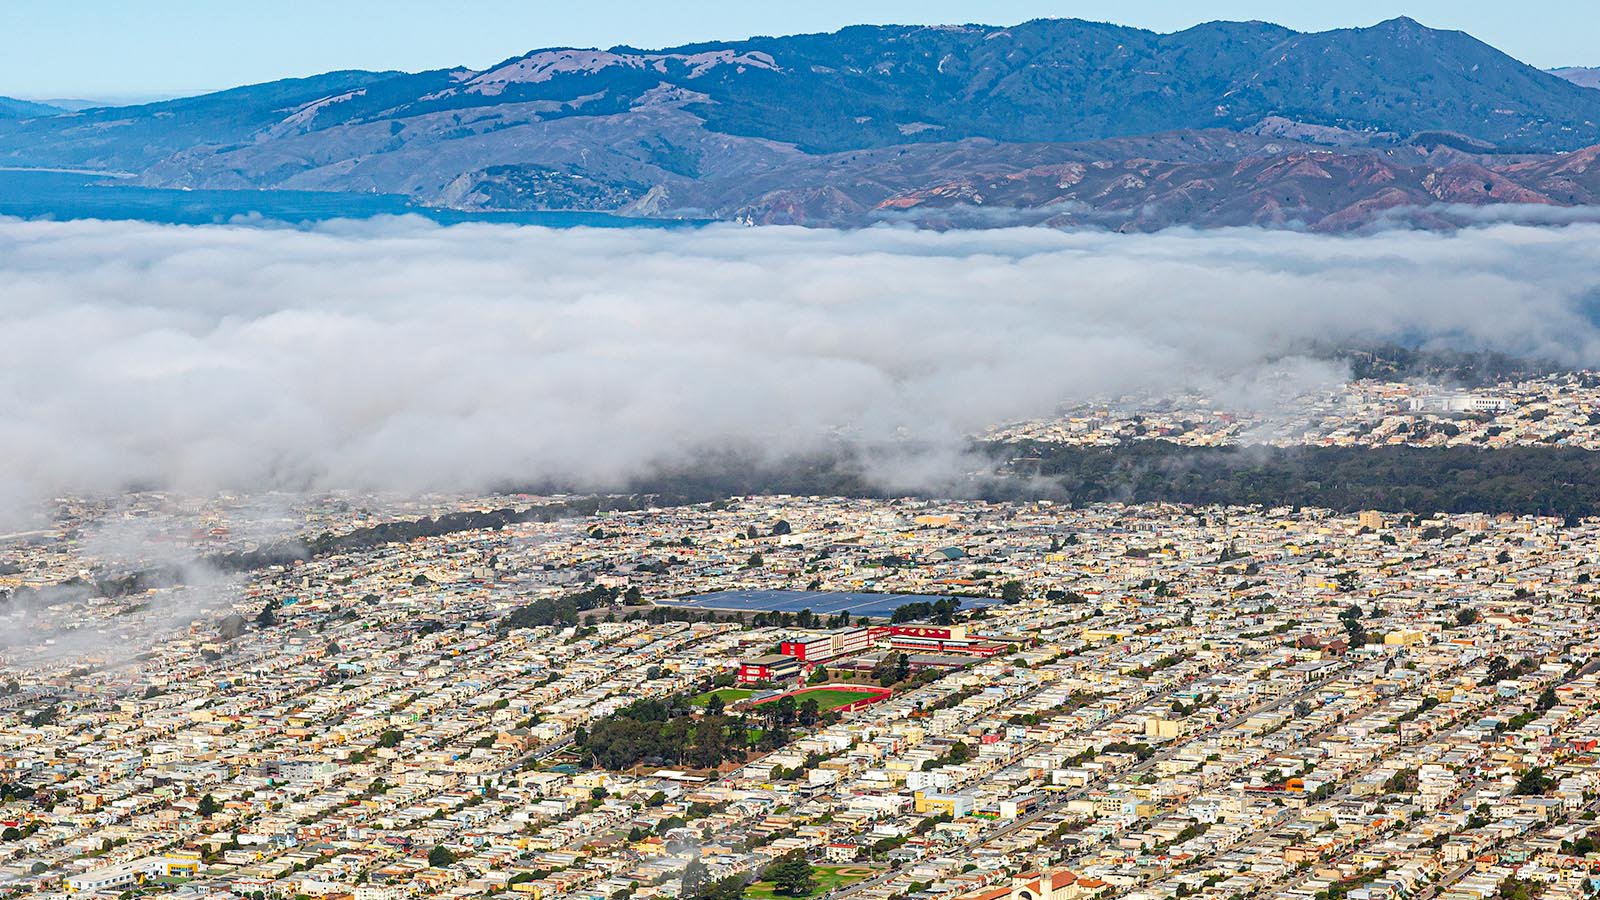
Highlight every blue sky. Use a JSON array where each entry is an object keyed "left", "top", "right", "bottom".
[{"left": 4, "top": 0, "right": 1596, "bottom": 100}]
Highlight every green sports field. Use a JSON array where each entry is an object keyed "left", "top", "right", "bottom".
[
  {"left": 690, "top": 688, "right": 754, "bottom": 706},
  {"left": 784, "top": 688, "right": 886, "bottom": 711},
  {"left": 743, "top": 865, "right": 879, "bottom": 900}
]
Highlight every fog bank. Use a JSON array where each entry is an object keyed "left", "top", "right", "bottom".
[{"left": 3, "top": 216, "right": 1600, "bottom": 526}]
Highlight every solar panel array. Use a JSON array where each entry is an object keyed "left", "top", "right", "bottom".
[{"left": 656, "top": 589, "right": 1001, "bottom": 620}]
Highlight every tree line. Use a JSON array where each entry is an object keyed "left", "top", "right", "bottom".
[{"left": 1012, "top": 441, "right": 1600, "bottom": 519}]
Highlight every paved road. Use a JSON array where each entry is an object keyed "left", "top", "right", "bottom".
[{"left": 1414, "top": 862, "right": 1476, "bottom": 900}]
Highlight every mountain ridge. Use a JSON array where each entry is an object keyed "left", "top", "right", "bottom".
[
  {"left": 3, "top": 17, "right": 1600, "bottom": 230},
  {"left": 0, "top": 96, "right": 63, "bottom": 120},
  {"left": 1552, "top": 67, "right": 1600, "bottom": 89}
]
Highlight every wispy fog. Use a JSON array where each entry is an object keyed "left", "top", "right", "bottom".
[{"left": 3, "top": 216, "right": 1600, "bottom": 526}]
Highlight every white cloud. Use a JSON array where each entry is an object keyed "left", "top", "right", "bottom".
[{"left": 2, "top": 216, "right": 1600, "bottom": 527}]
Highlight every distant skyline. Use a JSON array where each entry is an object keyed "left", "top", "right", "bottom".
[{"left": 3, "top": 0, "right": 1596, "bottom": 100}]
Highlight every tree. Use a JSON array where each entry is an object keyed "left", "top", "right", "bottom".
[
  {"left": 197, "top": 793, "right": 219, "bottom": 817},
  {"left": 1498, "top": 876, "right": 1544, "bottom": 900},
  {"left": 1000, "top": 580, "right": 1026, "bottom": 603},
  {"left": 766, "top": 852, "right": 815, "bottom": 897},
  {"left": 580, "top": 691, "right": 764, "bottom": 770},
  {"left": 874, "top": 653, "right": 899, "bottom": 687},
  {"left": 1341, "top": 607, "right": 1368, "bottom": 645},
  {"left": 1384, "top": 768, "right": 1419, "bottom": 794},
  {"left": 706, "top": 694, "right": 726, "bottom": 717},
  {"left": 1514, "top": 766, "right": 1554, "bottom": 796},
  {"left": 254, "top": 600, "right": 278, "bottom": 628},
  {"left": 696, "top": 875, "right": 749, "bottom": 900},
  {"left": 1456, "top": 607, "right": 1480, "bottom": 627},
  {"left": 798, "top": 697, "right": 820, "bottom": 727},
  {"left": 428, "top": 845, "right": 457, "bottom": 867},
  {"left": 773, "top": 694, "right": 798, "bottom": 726},
  {"left": 1537, "top": 687, "right": 1559, "bottom": 711},
  {"left": 682, "top": 858, "right": 710, "bottom": 898}
]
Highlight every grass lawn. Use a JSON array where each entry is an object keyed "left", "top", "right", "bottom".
[
  {"left": 793, "top": 688, "right": 886, "bottom": 711},
  {"left": 691, "top": 688, "right": 754, "bottom": 706},
  {"left": 744, "top": 865, "right": 879, "bottom": 900}
]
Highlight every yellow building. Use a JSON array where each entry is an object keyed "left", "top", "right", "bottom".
[
  {"left": 1145, "top": 718, "right": 1183, "bottom": 740},
  {"left": 913, "top": 791, "right": 973, "bottom": 817}
]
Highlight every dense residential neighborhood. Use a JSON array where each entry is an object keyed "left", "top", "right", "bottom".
[
  {"left": 989, "top": 375, "right": 1600, "bottom": 451},
  {"left": 5, "top": 488, "right": 1600, "bottom": 900}
]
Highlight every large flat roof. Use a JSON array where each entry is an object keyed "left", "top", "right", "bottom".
[{"left": 656, "top": 589, "right": 1001, "bottom": 619}]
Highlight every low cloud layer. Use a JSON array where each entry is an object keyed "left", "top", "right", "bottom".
[{"left": 3, "top": 216, "right": 1600, "bottom": 526}]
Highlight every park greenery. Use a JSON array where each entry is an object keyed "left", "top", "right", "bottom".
[{"left": 576, "top": 686, "right": 847, "bottom": 770}]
